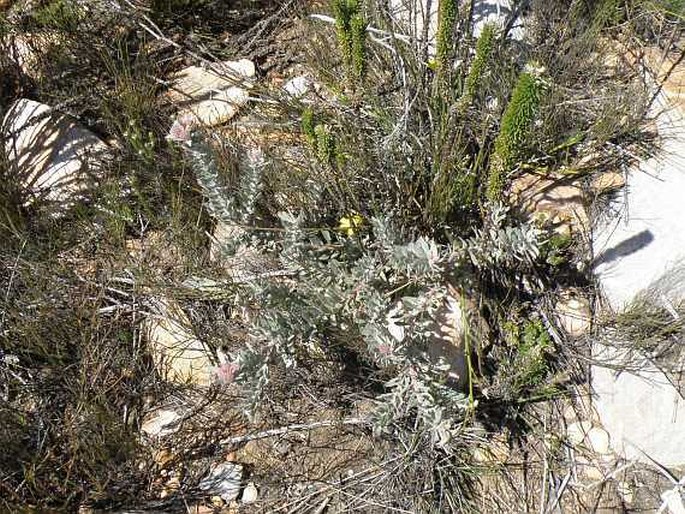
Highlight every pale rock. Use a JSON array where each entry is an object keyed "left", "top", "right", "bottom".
[
  {"left": 566, "top": 420, "right": 593, "bottom": 447},
  {"left": 424, "top": 289, "right": 467, "bottom": 388},
  {"left": 562, "top": 393, "right": 599, "bottom": 424},
  {"left": 241, "top": 482, "right": 259, "bottom": 504},
  {"left": 2, "top": 99, "right": 109, "bottom": 208},
  {"left": 210, "top": 221, "right": 247, "bottom": 262},
  {"left": 592, "top": 50, "right": 685, "bottom": 311},
  {"left": 472, "top": 0, "right": 525, "bottom": 40},
  {"left": 168, "top": 59, "right": 255, "bottom": 127},
  {"left": 574, "top": 151, "right": 603, "bottom": 169},
  {"left": 510, "top": 173, "right": 589, "bottom": 236},
  {"left": 472, "top": 435, "right": 509, "bottom": 464},
  {"left": 167, "top": 60, "right": 255, "bottom": 102},
  {"left": 591, "top": 343, "right": 685, "bottom": 466},
  {"left": 591, "top": 51, "right": 685, "bottom": 467},
  {"left": 555, "top": 291, "right": 591, "bottom": 337},
  {"left": 572, "top": 453, "right": 606, "bottom": 482},
  {"left": 583, "top": 462, "right": 605, "bottom": 482},
  {"left": 210, "top": 221, "right": 277, "bottom": 283},
  {"left": 644, "top": 47, "right": 685, "bottom": 112},
  {"left": 144, "top": 299, "right": 213, "bottom": 386},
  {"left": 586, "top": 426, "right": 611, "bottom": 455},
  {"left": 662, "top": 487, "right": 685, "bottom": 514},
  {"left": 199, "top": 463, "right": 243, "bottom": 502},
  {"left": 616, "top": 481, "right": 634, "bottom": 505},
  {"left": 283, "top": 75, "right": 311, "bottom": 98},
  {"left": 591, "top": 172, "right": 625, "bottom": 194},
  {"left": 8, "top": 31, "right": 60, "bottom": 80},
  {"left": 181, "top": 88, "right": 250, "bottom": 127},
  {"left": 141, "top": 408, "right": 182, "bottom": 438}
]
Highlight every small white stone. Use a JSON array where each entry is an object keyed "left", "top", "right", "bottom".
[
  {"left": 583, "top": 462, "right": 605, "bottom": 482},
  {"left": 2, "top": 98, "right": 109, "bottom": 209},
  {"left": 179, "top": 87, "right": 250, "bottom": 127},
  {"left": 241, "top": 482, "right": 258, "bottom": 504},
  {"left": 566, "top": 420, "right": 592, "bottom": 447},
  {"left": 143, "top": 298, "right": 213, "bottom": 386},
  {"left": 199, "top": 463, "right": 243, "bottom": 502},
  {"left": 616, "top": 481, "right": 634, "bottom": 505},
  {"left": 555, "top": 292, "right": 591, "bottom": 337},
  {"left": 586, "top": 426, "right": 611, "bottom": 455},
  {"left": 168, "top": 59, "right": 255, "bottom": 127},
  {"left": 141, "top": 409, "right": 182, "bottom": 438},
  {"left": 283, "top": 76, "right": 311, "bottom": 98},
  {"left": 662, "top": 487, "right": 685, "bottom": 514}
]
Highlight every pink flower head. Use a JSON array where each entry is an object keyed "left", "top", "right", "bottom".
[
  {"left": 377, "top": 342, "right": 393, "bottom": 357},
  {"left": 215, "top": 362, "right": 239, "bottom": 385},
  {"left": 166, "top": 114, "right": 197, "bottom": 145}
]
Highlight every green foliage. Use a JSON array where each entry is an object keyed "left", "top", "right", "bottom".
[
  {"left": 462, "top": 204, "right": 540, "bottom": 269},
  {"left": 502, "top": 317, "right": 552, "bottom": 396},
  {"left": 123, "top": 120, "right": 155, "bottom": 164},
  {"left": 542, "top": 232, "right": 572, "bottom": 267},
  {"left": 460, "top": 23, "right": 496, "bottom": 108},
  {"left": 32, "top": 0, "right": 84, "bottom": 31},
  {"left": 314, "top": 124, "right": 336, "bottom": 165},
  {"left": 231, "top": 212, "right": 473, "bottom": 438},
  {"left": 333, "top": 0, "right": 356, "bottom": 62},
  {"left": 302, "top": 108, "right": 316, "bottom": 146},
  {"left": 0, "top": 253, "right": 146, "bottom": 508},
  {"left": 182, "top": 132, "right": 264, "bottom": 230},
  {"left": 661, "top": 0, "right": 685, "bottom": 16},
  {"left": 169, "top": 131, "right": 544, "bottom": 440},
  {"left": 591, "top": 0, "right": 623, "bottom": 30},
  {"left": 333, "top": 0, "right": 366, "bottom": 84},
  {"left": 350, "top": 13, "right": 368, "bottom": 83},
  {"left": 487, "top": 68, "right": 544, "bottom": 201},
  {"left": 436, "top": 0, "right": 458, "bottom": 72},
  {"left": 302, "top": 110, "right": 339, "bottom": 166}
]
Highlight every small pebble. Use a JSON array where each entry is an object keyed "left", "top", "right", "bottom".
[{"left": 241, "top": 482, "right": 258, "bottom": 504}]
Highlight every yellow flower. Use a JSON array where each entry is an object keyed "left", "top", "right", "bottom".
[{"left": 338, "top": 213, "right": 364, "bottom": 236}]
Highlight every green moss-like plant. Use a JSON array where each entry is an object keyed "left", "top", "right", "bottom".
[
  {"left": 333, "top": 0, "right": 366, "bottom": 85},
  {"left": 487, "top": 68, "right": 543, "bottom": 201},
  {"left": 436, "top": 0, "right": 458, "bottom": 72},
  {"left": 591, "top": 0, "right": 622, "bottom": 31},
  {"left": 314, "top": 124, "right": 336, "bottom": 166},
  {"left": 502, "top": 317, "right": 552, "bottom": 396},
  {"left": 460, "top": 23, "right": 496, "bottom": 107},
  {"left": 515, "top": 318, "right": 551, "bottom": 391},
  {"left": 302, "top": 110, "right": 338, "bottom": 166},
  {"left": 350, "top": 13, "right": 367, "bottom": 83},
  {"left": 334, "top": 0, "right": 354, "bottom": 65},
  {"left": 32, "top": 0, "right": 83, "bottom": 31},
  {"left": 302, "top": 108, "right": 316, "bottom": 146}
]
